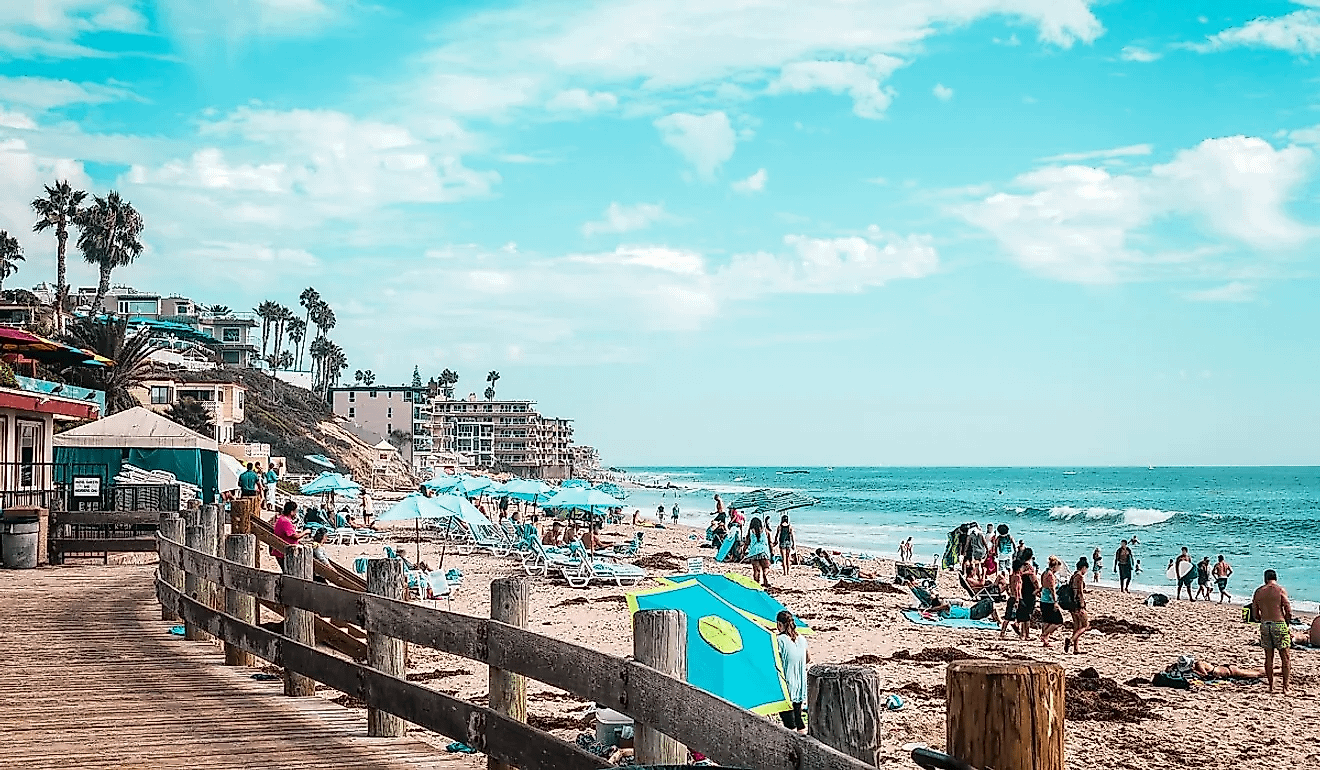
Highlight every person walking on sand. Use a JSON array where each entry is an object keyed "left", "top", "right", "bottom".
[
  {"left": 1175, "top": 547, "right": 1195, "bottom": 602},
  {"left": 1251, "top": 569, "right": 1293, "bottom": 693},
  {"left": 775, "top": 610, "right": 810, "bottom": 734},
  {"left": 776, "top": 515, "right": 796, "bottom": 575},
  {"left": 714, "top": 494, "right": 725, "bottom": 516},
  {"left": 1114, "top": 539, "right": 1134, "bottom": 593},
  {"left": 746, "top": 517, "right": 772, "bottom": 588},
  {"left": 1213, "top": 555, "right": 1234, "bottom": 603},
  {"left": 1039, "top": 556, "right": 1065, "bottom": 648},
  {"left": 1195, "top": 557, "right": 1212, "bottom": 601},
  {"left": 671, "top": 503, "right": 680, "bottom": 525},
  {"left": 1014, "top": 550, "right": 1038, "bottom": 642},
  {"left": 1064, "top": 557, "right": 1091, "bottom": 654},
  {"left": 999, "top": 552, "right": 1023, "bottom": 640},
  {"left": 1091, "top": 547, "right": 1102, "bottom": 584}
]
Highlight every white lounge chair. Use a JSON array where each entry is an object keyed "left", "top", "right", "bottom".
[{"left": 561, "top": 558, "right": 647, "bottom": 589}]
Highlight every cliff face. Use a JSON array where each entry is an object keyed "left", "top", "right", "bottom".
[{"left": 203, "top": 369, "right": 417, "bottom": 490}]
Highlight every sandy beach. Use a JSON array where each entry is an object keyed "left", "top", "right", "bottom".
[{"left": 306, "top": 512, "right": 1320, "bottom": 769}]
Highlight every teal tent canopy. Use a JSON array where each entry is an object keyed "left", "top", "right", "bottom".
[
  {"left": 422, "top": 475, "right": 462, "bottom": 492},
  {"left": 661, "top": 573, "right": 812, "bottom": 634},
  {"left": 52, "top": 406, "right": 221, "bottom": 503},
  {"left": 500, "top": 478, "right": 554, "bottom": 503},
  {"left": 301, "top": 472, "right": 361, "bottom": 496},
  {"left": 627, "top": 581, "right": 792, "bottom": 715},
  {"left": 542, "top": 486, "right": 624, "bottom": 512},
  {"left": 303, "top": 454, "right": 336, "bottom": 469}
]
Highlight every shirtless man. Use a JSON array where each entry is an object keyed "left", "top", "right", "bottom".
[
  {"left": 1175, "top": 547, "right": 1195, "bottom": 602},
  {"left": 1213, "top": 555, "right": 1233, "bottom": 603},
  {"left": 1114, "top": 540, "right": 1134, "bottom": 593},
  {"left": 1251, "top": 569, "right": 1292, "bottom": 694}
]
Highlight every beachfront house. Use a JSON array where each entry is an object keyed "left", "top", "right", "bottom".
[{"left": 131, "top": 373, "right": 246, "bottom": 442}]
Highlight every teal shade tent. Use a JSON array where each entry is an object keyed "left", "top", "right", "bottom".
[
  {"left": 660, "top": 573, "right": 812, "bottom": 635},
  {"left": 542, "top": 486, "right": 624, "bottom": 512},
  {"left": 500, "top": 478, "right": 554, "bottom": 503},
  {"left": 300, "top": 472, "right": 361, "bottom": 496},
  {"left": 52, "top": 406, "right": 221, "bottom": 503},
  {"left": 421, "top": 474, "right": 462, "bottom": 493},
  {"left": 627, "top": 581, "right": 792, "bottom": 715}
]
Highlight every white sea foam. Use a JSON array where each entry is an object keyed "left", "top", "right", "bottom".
[{"left": 1048, "top": 506, "right": 1179, "bottom": 526}]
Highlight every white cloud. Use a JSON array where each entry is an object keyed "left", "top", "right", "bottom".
[
  {"left": 654, "top": 111, "right": 738, "bottom": 180},
  {"left": 0, "top": 106, "right": 36, "bottom": 129},
  {"left": 960, "top": 135, "right": 1315, "bottom": 284},
  {"left": 1193, "top": 9, "right": 1320, "bottom": 54},
  {"left": 1120, "top": 45, "right": 1161, "bottom": 62},
  {"left": 581, "top": 202, "right": 670, "bottom": 236},
  {"left": 731, "top": 168, "right": 767, "bottom": 194},
  {"left": 933, "top": 83, "right": 954, "bottom": 101},
  {"left": 0, "top": 76, "right": 137, "bottom": 111},
  {"left": 546, "top": 88, "right": 618, "bottom": 113},
  {"left": 1040, "top": 143, "right": 1153, "bottom": 163},
  {"left": 568, "top": 245, "right": 705, "bottom": 275},
  {"left": 717, "top": 232, "right": 939, "bottom": 298},
  {"left": 0, "top": 138, "right": 92, "bottom": 283},
  {"left": 0, "top": 2, "right": 147, "bottom": 59},
  {"left": 1184, "top": 282, "right": 1256, "bottom": 302},
  {"left": 419, "top": 74, "right": 542, "bottom": 116},
  {"left": 769, "top": 56, "right": 903, "bottom": 119},
  {"left": 127, "top": 148, "right": 287, "bottom": 193}
]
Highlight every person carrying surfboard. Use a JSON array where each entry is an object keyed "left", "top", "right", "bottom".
[{"left": 1174, "top": 547, "right": 1196, "bottom": 602}]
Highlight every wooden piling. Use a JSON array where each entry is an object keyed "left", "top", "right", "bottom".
[
  {"left": 199, "top": 504, "right": 220, "bottom": 614},
  {"left": 632, "top": 609, "right": 687, "bottom": 765},
  {"left": 807, "top": 664, "right": 883, "bottom": 764},
  {"left": 158, "top": 515, "right": 183, "bottom": 621},
  {"left": 182, "top": 519, "right": 209, "bottom": 642},
  {"left": 489, "top": 577, "right": 529, "bottom": 770},
  {"left": 223, "top": 534, "right": 256, "bottom": 667},
  {"left": 367, "top": 558, "right": 406, "bottom": 736},
  {"left": 946, "top": 660, "right": 1065, "bottom": 770},
  {"left": 282, "top": 546, "right": 316, "bottom": 697}
]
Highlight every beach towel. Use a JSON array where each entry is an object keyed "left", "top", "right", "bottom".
[{"left": 900, "top": 609, "right": 999, "bottom": 630}]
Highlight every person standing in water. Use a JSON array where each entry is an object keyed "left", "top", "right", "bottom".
[
  {"left": 1114, "top": 539, "right": 1134, "bottom": 593},
  {"left": 1213, "top": 555, "right": 1234, "bottom": 603},
  {"left": 1091, "top": 547, "right": 1102, "bottom": 584},
  {"left": 670, "top": 503, "right": 680, "bottom": 525},
  {"left": 1251, "top": 570, "right": 1292, "bottom": 694},
  {"left": 775, "top": 610, "right": 810, "bottom": 734}
]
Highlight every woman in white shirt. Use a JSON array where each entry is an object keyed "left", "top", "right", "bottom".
[{"left": 775, "top": 610, "right": 810, "bottom": 734}]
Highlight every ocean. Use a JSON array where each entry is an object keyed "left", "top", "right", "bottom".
[{"left": 619, "top": 466, "right": 1320, "bottom": 607}]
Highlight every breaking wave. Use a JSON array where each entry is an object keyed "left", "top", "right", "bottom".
[{"left": 1005, "top": 505, "right": 1180, "bottom": 527}]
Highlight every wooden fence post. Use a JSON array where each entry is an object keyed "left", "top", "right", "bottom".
[
  {"left": 367, "top": 558, "right": 406, "bottom": 737},
  {"left": 223, "top": 533, "right": 257, "bottom": 667},
  {"left": 158, "top": 514, "right": 183, "bottom": 621},
  {"left": 282, "top": 546, "right": 316, "bottom": 697},
  {"left": 183, "top": 517, "right": 210, "bottom": 642},
  {"left": 231, "top": 496, "right": 260, "bottom": 567},
  {"left": 633, "top": 609, "right": 687, "bottom": 765},
  {"left": 205, "top": 502, "right": 222, "bottom": 554},
  {"left": 199, "top": 504, "right": 220, "bottom": 613},
  {"left": 807, "top": 664, "right": 882, "bottom": 764},
  {"left": 947, "top": 660, "right": 1064, "bottom": 770},
  {"left": 489, "top": 577, "right": 529, "bottom": 770}
]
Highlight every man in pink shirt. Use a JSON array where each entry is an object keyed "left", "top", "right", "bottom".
[{"left": 271, "top": 501, "right": 301, "bottom": 570}]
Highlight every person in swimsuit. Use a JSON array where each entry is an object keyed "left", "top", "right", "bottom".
[
  {"left": 1039, "top": 556, "right": 1064, "bottom": 648},
  {"left": 1251, "top": 569, "right": 1292, "bottom": 693},
  {"left": 999, "top": 554, "right": 1022, "bottom": 641},
  {"left": 1213, "top": 555, "right": 1233, "bottom": 603},
  {"left": 1114, "top": 540, "right": 1134, "bottom": 593},
  {"left": 1195, "top": 557, "right": 1212, "bottom": 600},
  {"left": 1065, "top": 557, "right": 1090, "bottom": 654},
  {"left": 1014, "top": 549, "right": 1038, "bottom": 642},
  {"left": 1167, "top": 656, "right": 1267, "bottom": 681},
  {"left": 775, "top": 515, "right": 796, "bottom": 575},
  {"left": 1175, "top": 547, "right": 1195, "bottom": 602},
  {"left": 1091, "top": 548, "right": 1102, "bottom": 583}
]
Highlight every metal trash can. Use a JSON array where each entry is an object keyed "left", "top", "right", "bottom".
[{"left": 1, "top": 518, "right": 40, "bottom": 569}]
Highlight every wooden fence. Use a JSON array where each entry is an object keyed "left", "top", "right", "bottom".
[{"left": 155, "top": 523, "right": 881, "bottom": 770}]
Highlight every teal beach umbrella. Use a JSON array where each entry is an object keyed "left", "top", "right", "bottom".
[
  {"left": 661, "top": 573, "right": 812, "bottom": 635},
  {"left": 627, "top": 581, "right": 792, "bottom": 715}
]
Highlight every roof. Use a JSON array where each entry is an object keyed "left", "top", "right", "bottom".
[
  {"left": 53, "top": 406, "right": 219, "bottom": 450},
  {"left": 373, "top": 439, "right": 395, "bottom": 451}
]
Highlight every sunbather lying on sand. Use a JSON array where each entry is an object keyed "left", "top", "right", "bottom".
[
  {"left": 921, "top": 591, "right": 999, "bottom": 623},
  {"left": 1167, "top": 655, "right": 1266, "bottom": 681}
]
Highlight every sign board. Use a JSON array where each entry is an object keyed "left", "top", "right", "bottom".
[{"left": 72, "top": 476, "right": 101, "bottom": 498}]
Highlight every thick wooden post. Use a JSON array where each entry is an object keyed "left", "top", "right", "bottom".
[
  {"left": 231, "top": 496, "right": 258, "bottom": 534},
  {"left": 199, "top": 504, "right": 220, "bottom": 613},
  {"left": 205, "top": 503, "right": 223, "bottom": 554},
  {"left": 282, "top": 546, "right": 316, "bottom": 697},
  {"left": 489, "top": 577, "right": 529, "bottom": 770},
  {"left": 632, "top": 609, "right": 687, "bottom": 765},
  {"left": 367, "top": 558, "right": 407, "bottom": 737},
  {"left": 807, "top": 664, "right": 882, "bottom": 764},
  {"left": 159, "top": 515, "right": 183, "bottom": 621},
  {"left": 223, "top": 534, "right": 257, "bottom": 667},
  {"left": 183, "top": 518, "right": 210, "bottom": 642},
  {"left": 947, "top": 660, "right": 1065, "bottom": 770}
]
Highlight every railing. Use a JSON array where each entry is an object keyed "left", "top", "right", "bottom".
[{"left": 154, "top": 525, "right": 875, "bottom": 770}]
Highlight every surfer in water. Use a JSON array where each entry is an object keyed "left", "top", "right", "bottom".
[
  {"left": 1114, "top": 540, "right": 1134, "bottom": 593},
  {"left": 1175, "top": 547, "right": 1196, "bottom": 602}
]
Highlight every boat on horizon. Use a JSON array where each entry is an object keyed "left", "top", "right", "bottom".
[{"left": 777, "top": 470, "right": 810, "bottom": 475}]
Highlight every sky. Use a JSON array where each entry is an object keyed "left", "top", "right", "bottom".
[{"left": 1, "top": 1, "right": 1319, "bottom": 467}]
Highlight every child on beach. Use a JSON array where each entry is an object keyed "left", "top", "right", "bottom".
[{"left": 775, "top": 610, "right": 809, "bottom": 734}]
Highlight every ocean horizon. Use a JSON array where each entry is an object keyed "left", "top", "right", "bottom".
[{"left": 615, "top": 465, "right": 1320, "bottom": 607}]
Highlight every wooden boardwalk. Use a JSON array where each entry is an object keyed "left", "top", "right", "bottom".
[{"left": 0, "top": 565, "right": 458, "bottom": 769}]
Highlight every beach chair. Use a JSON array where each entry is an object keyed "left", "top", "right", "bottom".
[
  {"left": 519, "top": 537, "right": 581, "bottom": 577},
  {"left": 354, "top": 528, "right": 381, "bottom": 543},
  {"left": 958, "top": 572, "right": 1004, "bottom": 602},
  {"left": 454, "top": 523, "right": 512, "bottom": 557},
  {"left": 409, "top": 570, "right": 455, "bottom": 609},
  {"left": 612, "top": 532, "right": 643, "bottom": 557},
  {"left": 326, "top": 527, "right": 358, "bottom": 545},
  {"left": 896, "top": 562, "right": 938, "bottom": 588},
  {"left": 560, "top": 557, "right": 647, "bottom": 589},
  {"left": 911, "top": 585, "right": 940, "bottom": 610}
]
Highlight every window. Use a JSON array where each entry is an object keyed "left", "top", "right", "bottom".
[
  {"left": 117, "top": 299, "right": 159, "bottom": 315},
  {"left": 387, "top": 408, "right": 393, "bottom": 418},
  {"left": 387, "top": 423, "right": 392, "bottom": 434},
  {"left": 370, "top": 390, "right": 377, "bottom": 398},
  {"left": 348, "top": 407, "right": 355, "bottom": 418},
  {"left": 221, "top": 328, "right": 241, "bottom": 343},
  {"left": 216, "top": 389, "right": 224, "bottom": 403},
  {"left": 348, "top": 391, "right": 356, "bottom": 402},
  {"left": 150, "top": 386, "right": 172, "bottom": 405},
  {"left": 176, "top": 303, "right": 191, "bottom": 315},
  {"left": 387, "top": 391, "right": 393, "bottom": 399}
]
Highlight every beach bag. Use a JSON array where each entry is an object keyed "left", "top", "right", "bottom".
[
  {"left": 1152, "top": 672, "right": 1190, "bottom": 690},
  {"left": 1242, "top": 605, "right": 1259, "bottom": 623},
  {"left": 1056, "top": 582, "right": 1079, "bottom": 612},
  {"left": 1145, "top": 593, "right": 1169, "bottom": 608}
]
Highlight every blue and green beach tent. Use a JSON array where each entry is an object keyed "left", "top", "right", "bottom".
[
  {"left": 627, "top": 581, "right": 792, "bottom": 715},
  {"left": 52, "top": 406, "right": 221, "bottom": 502},
  {"left": 659, "top": 572, "right": 812, "bottom": 635}
]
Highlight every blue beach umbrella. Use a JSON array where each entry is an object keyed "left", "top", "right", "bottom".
[
  {"left": 501, "top": 478, "right": 554, "bottom": 502},
  {"left": 627, "top": 581, "right": 792, "bottom": 715},
  {"left": 300, "top": 472, "right": 361, "bottom": 496},
  {"left": 542, "top": 486, "right": 625, "bottom": 512},
  {"left": 660, "top": 573, "right": 812, "bottom": 635},
  {"left": 454, "top": 475, "right": 494, "bottom": 498},
  {"left": 375, "top": 493, "right": 450, "bottom": 562},
  {"left": 422, "top": 474, "right": 463, "bottom": 493}
]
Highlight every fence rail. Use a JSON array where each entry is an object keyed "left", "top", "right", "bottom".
[{"left": 155, "top": 530, "right": 874, "bottom": 770}]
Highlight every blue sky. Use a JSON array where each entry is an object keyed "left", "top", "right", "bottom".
[{"left": 2, "top": 1, "right": 1319, "bottom": 466}]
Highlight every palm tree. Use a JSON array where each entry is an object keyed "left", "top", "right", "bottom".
[
  {"left": 253, "top": 300, "right": 279, "bottom": 358},
  {"left": 439, "top": 368, "right": 458, "bottom": 399},
  {"left": 31, "top": 180, "right": 87, "bottom": 323},
  {"left": 0, "top": 231, "right": 24, "bottom": 291},
  {"left": 297, "top": 287, "right": 319, "bottom": 367},
  {"left": 287, "top": 317, "right": 306, "bottom": 369},
  {"left": 485, "top": 370, "right": 501, "bottom": 401},
  {"left": 361, "top": 370, "right": 375, "bottom": 386},
  {"left": 74, "top": 191, "right": 144, "bottom": 314},
  {"left": 309, "top": 336, "right": 331, "bottom": 392},
  {"left": 276, "top": 350, "right": 294, "bottom": 370},
  {"left": 354, "top": 369, "right": 364, "bottom": 384},
  {"left": 165, "top": 398, "right": 214, "bottom": 438},
  {"left": 311, "top": 301, "right": 336, "bottom": 340},
  {"left": 204, "top": 304, "right": 230, "bottom": 317},
  {"left": 271, "top": 304, "right": 293, "bottom": 362},
  {"left": 62, "top": 316, "right": 165, "bottom": 414}
]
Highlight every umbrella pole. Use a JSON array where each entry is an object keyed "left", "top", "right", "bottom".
[{"left": 415, "top": 518, "right": 421, "bottom": 566}]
